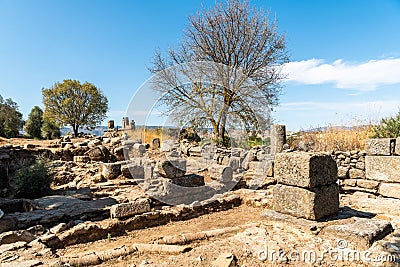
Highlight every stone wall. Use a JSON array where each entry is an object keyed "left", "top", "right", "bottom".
[{"left": 327, "top": 138, "right": 400, "bottom": 200}]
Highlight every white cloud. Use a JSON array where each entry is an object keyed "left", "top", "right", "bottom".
[{"left": 283, "top": 58, "right": 400, "bottom": 90}]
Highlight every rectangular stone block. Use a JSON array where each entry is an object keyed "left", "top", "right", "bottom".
[
  {"left": 274, "top": 152, "right": 337, "bottom": 188},
  {"left": 273, "top": 183, "right": 339, "bottom": 221},
  {"left": 110, "top": 198, "right": 151, "bottom": 219},
  {"left": 209, "top": 164, "right": 233, "bottom": 182},
  {"left": 322, "top": 218, "right": 393, "bottom": 250},
  {"left": 365, "top": 138, "right": 395, "bottom": 156},
  {"left": 365, "top": 156, "right": 400, "bottom": 182},
  {"left": 396, "top": 137, "right": 400, "bottom": 155},
  {"left": 379, "top": 183, "right": 400, "bottom": 199}
]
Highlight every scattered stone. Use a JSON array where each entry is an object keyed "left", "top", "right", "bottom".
[
  {"left": 73, "top": 155, "right": 90, "bottom": 163},
  {"left": 274, "top": 152, "right": 337, "bottom": 188},
  {"left": 365, "top": 138, "right": 395, "bottom": 156},
  {"left": 171, "top": 174, "right": 205, "bottom": 187},
  {"left": 0, "top": 208, "right": 3, "bottom": 219},
  {"left": 0, "top": 241, "right": 27, "bottom": 254},
  {"left": 212, "top": 252, "right": 237, "bottom": 267},
  {"left": 101, "top": 162, "right": 122, "bottom": 180},
  {"left": 110, "top": 198, "right": 151, "bottom": 219},
  {"left": 122, "top": 164, "right": 145, "bottom": 179},
  {"left": 0, "top": 230, "right": 35, "bottom": 244},
  {"left": 84, "top": 145, "right": 110, "bottom": 162},
  {"left": 50, "top": 223, "right": 68, "bottom": 234},
  {"left": 209, "top": 165, "right": 233, "bottom": 183},
  {"left": 113, "top": 146, "right": 125, "bottom": 161},
  {"left": 156, "top": 158, "right": 186, "bottom": 179},
  {"left": 88, "top": 139, "right": 102, "bottom": 148},
  {"left": 273, "top": 183, "right": 339, "bottom": 220},
  {"left": 0, "top": 260, "right": 42, "bottom": 267}
]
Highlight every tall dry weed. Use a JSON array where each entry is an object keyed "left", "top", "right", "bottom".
[{"left": 288, "top": 124, "right": 375, "bottom": 152}]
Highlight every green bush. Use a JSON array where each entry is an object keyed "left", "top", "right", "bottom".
[
  {"left": 11, "top": 156, "right": 52, "bottom": 199},
  {"left": 372, "top": 112, "right": 400, "bottom": 138}
]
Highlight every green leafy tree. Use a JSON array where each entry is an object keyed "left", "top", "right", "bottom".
[
  {"left": 41, "top": 116, "right": 61, "bottom": 140},
  {"left": 0, "top": 95, "right": 24, "bottom": 138},
  {"left": 372, "top": 111, "right": 400, "bottom": 138},
  {"left": 42, "top": 79, "right": 109, "bottom": 137},
  {"left": 24, "top": 106, "right": 44, "bottom": 139}
]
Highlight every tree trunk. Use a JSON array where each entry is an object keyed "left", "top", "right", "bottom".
[{"left": 73, "top": 125, "right": 79, "bottom": 137}]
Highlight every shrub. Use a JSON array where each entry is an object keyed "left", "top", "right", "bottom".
[
  {"left": 11, "top": 156, "right": 52, "bottom": 199},
  {"left": 372, "top": 112, "right": 400, "bottom": 138}
]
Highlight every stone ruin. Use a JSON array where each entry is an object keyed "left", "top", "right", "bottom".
[{"left": 1, "top": 125, "right": 400, "bottom": 266}]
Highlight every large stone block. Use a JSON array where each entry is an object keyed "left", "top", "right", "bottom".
[
  {"left": 365, "top": 138, "right": 395, "bottom": 156},
  {"left": 274, "top": 152, "right": 337, "bottom": 188},
  {"left": 322, "top": 218, "right": 393, "bottom": 250},
  {"left": 378, "top": 183, "right": 400, "bottom": 199},
  {"left": 209, "top": 164, "right": 233, "bottom": 183},
  {"left": 156, "top": 158, "right": 186, "bottom": 179},
  {"left": 110, "top": 198, "right": 151, "bottom": 219},
  {"left": 272, "top": 183, "right": 339, "bottom": 220},
  {"left": 100, "top": 162, "right": 122, "bottom": 180},
  {"left": 171, "top": 174, "right": 205, "bottom": 187},
  {"left": 121, "top": 164, "right": 144, "bottom": 179},
  {"left": 396, "top": 137, "right": 400, "bottom": 155},
  {"left": 365, "top": 156, "right": 400, "bottom": 182}
]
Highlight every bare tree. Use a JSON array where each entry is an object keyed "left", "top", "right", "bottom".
[{"left": 150, "top": 0, "right": 288, "bottom": 145}]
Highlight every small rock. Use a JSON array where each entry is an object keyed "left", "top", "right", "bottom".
[
  {"left": 50, "top": 223, "right": 68, "bottom": 234},
  {"left": 0, "top": 208, "right": 4, "bottom": 219},
  {"left": 212, "top": 252, "right": 237, "bottom": 267}
]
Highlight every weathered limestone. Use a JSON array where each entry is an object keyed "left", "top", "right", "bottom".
[
  {"left": 73, "top": 156, "right": 90, "bottom": 163},
  {"left": 378, "top": 183, "right": 400, "bottom": 199},
  {"left": 273, "top": 151, "right": 339, "bottom": 220},
  {"left": 212, "top": 252, "right": 237, "bottom": 267},
  {"left": 84, "top": 146, "right": 110, "bottom": 162},
  {"left": 209, "top": 164, "right": 233, "bottom": 183},
  {"left": 271, "top": 124, "right": 286, "bottom": 154},
  {"left": 121, "top": 164, "right": 145, "bottom": 179},
  {"left": 170, "top": 174, "right": 205, "bottom": 187},
  {"left": 365, "top": 138, "right": 395, "bottom": 156},
  {"left": 274, "top": 152, "right": 337, "bottom": 188},
  {"left": 365, "top": 156, "right": 400, "bottom": 182},
  {"left": 110, "top": 198, "right": 151, "bottom": 219},
  {"left": 348, "top": 168, "right": 365, "bottom": 179},
  {"left": 156, "top": 158, "right": 186, "bottom": 179},
  {"left": 100, "top": 162, "right": 122, "bottom": 180},
  {"left": 322, "top": 218, "right": 393, "bottom": 249},
  {"left": 272, "top": 183, "right": 339, "bottom": 221}
]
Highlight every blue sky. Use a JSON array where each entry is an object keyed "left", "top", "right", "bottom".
[{"left": 0, "top": 0, "right": 400, "bottom": 131}]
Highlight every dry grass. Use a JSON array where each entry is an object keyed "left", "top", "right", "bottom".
[
  {"left": 124, "top": 127, "right": 175, "bottom": 144},
  {"left": 288, "top": 124, "right": 375, "bottom": 152}
]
